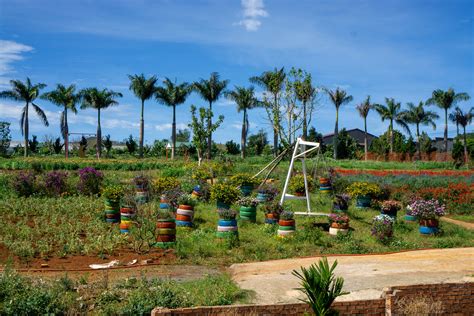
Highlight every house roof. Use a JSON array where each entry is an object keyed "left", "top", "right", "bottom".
[{"left": 322, "top": 128, "right": 377, "bottom": 145}]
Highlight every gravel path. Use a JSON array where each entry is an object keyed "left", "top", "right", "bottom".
[{"left": 229, "top": 248, "right": 474, "bottom": 304}]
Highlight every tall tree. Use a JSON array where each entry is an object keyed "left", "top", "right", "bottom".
[
  {"left": 374, "top": 98, "right": 410, "bottom": 153},
  {"left": 193, "top": 72, "right": 229, "bottom": 160},
  {"left": 79, "top": 88, "right": 122, "bottom": 159},
  {"left": 41, "top": 84, "right": 79, "bottom": 159},
  {"left": 224, "top": 86, "right": 260, "bottom": 158},
  {"left": 0, "top": 78, "right": 48, "bottom": 157},
  {"left": 402, "top": 101, "right": 439, "bottom": 159},
  {"left": 426, "top": 88, "right": 470, "bottom": 154},
  {"left": 250, "top": 67, "right": 286, "bottom": 156},
  {"left": 294, "top": 71, "right": 316, "bottom": 140},
  {"left": 453, "top": 106, "right": 473, "bottom": 164},
  {"left": 323, "top": 87, "right": 353, "bottom": 159},
  {"left": 449, "top": 107, "right": 463, "bottom": 138},
  {"left": 155, "top": 78, "right": 191, "bottom": 160},
  {"left": 128, "top": 74, "right": 158, "bottom": 158},
  {"left": 356, "top": 96, "right": 373, "bottom": 161}
]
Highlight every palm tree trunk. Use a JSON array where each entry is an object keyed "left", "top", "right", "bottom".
[
  {"left": 24, "top": 102, "right": 29, "bottom": 157},
  {"left": 389, "top": 119, "right": 394, "bottom": 154},
  {"left": 273, "top": 94, "right": 278, "bottom": 157},
  {"left": 456, "top": 122, "right": 459, "bottom": 138},
  {"left": 207, "top": 101, "right": 212, "bottom": 160},
  {"left": 97, "top": 108, "right": 102, "bottom": 159},
  {"left": 463, "top": 125, "right": 468, "bottom": 164},
  {"left": 139, "top": 99, "right": 144, "bottom": 158},
  {"left": 444, "top": 108, "right": 448, "bottom": 154},
  {"left": 416, "top": 124, "right": 421, "bottom": 160},
  {"left": 64, "top": 107, "right": 69, "bottom": 159},
  {"left": 302, "top": 101, "right": 307, "bottom": 140},
  {"left": 241, "top": 108, "right": 246, "bottom": 159},
  {"left": 333, "top": 107, "right": 339, "bottom": 159},
  {"left": 171, "top": 104, "right": 176, "bottom": 160},
  {"left": 364, "top": 116, "right": 368, "bottom": 161}
]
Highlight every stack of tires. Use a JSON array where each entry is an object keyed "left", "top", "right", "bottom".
[
  {"left": 217, "top": 218, "right": 238, "bottom": 238},
  {"left": 119, "top": 206, "right": 136, "bottom": 233},
  {"left": 156, "top": 218, "right": 176, "bottom": 248},
  {"left": 104, "top": 199, "right": 120, "bottom": 223},
  {"left": 319, "top": 177, "right": 332, "bottom": 194},
  {"left": 135, "top": 184, "right": 149, "bottom": 204},
  {"left": 256, "top": 192, "right": 268, "bottom": 203},
  {"left": 277, "top": 218, "right": 296, "bottom": 237},
  {"left": 264, "top": 213, "right": 279, "bottom": 224},
  {"left": 176, "top": 204, "right": 194, "bottom": 227},
  {"left": 239, "top": 205, "right": 257, "bottom": 222},
  {"left": 191, "top": 185, "right": 202, "bottom": 199}
]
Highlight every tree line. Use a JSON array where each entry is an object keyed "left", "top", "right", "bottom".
[{"left": 0, "top": 69, "right": 472, "bottom": 162}]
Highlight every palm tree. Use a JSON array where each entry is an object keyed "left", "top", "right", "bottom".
[
  {"left": 79, "top": 88, "right": 122, "bottom": 159},
  {"left": 128, "top": 74, "right": 158, "bottom": 158},
  {"left": 41, "top": 84, "right": 79, "bottom": 159},
  {"left": 426, "top": 89, "right": 470, "bottom": 153},
  {"left": 449, "top": 107, "right": 463, "bottom": 137},
  {"left": 295, "top": 74, "right": 316, "bottom": 139},
  {"left": 402, "top": 101, "right": 439, "bottom": 159},
  {"left": 323, "top": 87, "right": 353, "bottom": 159},
  {"left": 193, "top": 72, "right": 229, "bottom": 160},
  {"left": 0, "top": 78, "right": 48, "bottom": 157},
  {"left": 453, "top": 106, "right": 474, "bottom": 163},
  {"left": 224, "top": 86, "right": 261, "bottom": 158},
  {"left": 374, "top": 98, "right": 411, "bottom": 153},
  {"left": 356, "top": 96, "right": 373, "bottom": 161},
  {"left": 155, "top": 78, "right": 191, "bottom": 160},
  {"left": 250, "top": 67, "right": 286, "bottom": 156}
]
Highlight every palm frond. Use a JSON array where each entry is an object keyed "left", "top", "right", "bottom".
[{"left": 32, "top": 103, "right": 49, "bottom": 126}]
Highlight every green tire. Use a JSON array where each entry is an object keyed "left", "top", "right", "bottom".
[
  {"left": 278, "top": 225, "right": 295, "bottom": 231},
  {"left": 239, "top": 211, "right": 256, "bottom": 217}
]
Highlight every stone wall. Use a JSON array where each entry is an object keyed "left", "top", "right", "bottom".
[{"left": 151, "top": 282, "right": 473, "bottom": 316}]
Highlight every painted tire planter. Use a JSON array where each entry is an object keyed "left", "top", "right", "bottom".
[
  {"left": 356, "top": 196, "right": 371, "bottom": 208},
  {"left": 319, "top": 178, "right": 332, "bottom": 193},
  {"left": 278, "top": 219, "right": 295, "bottom": 237},
  {"left": 104, "top": 199, "right": 120, "bottom": 223},
  {"left": 176, "top": 205, "right": 194, "bottom": 227},
  {"left": 330, "top": 222, "right": 349, "bottom": 230},
  {"left": 239, "top": 206, "right": 257, "bottom": 222},
  {"left": 404, "top": 214, "right": 417, "bottom": 222},
  {"left": 218, "top": 219, "right": 237, "bottom": 227},
  {"left": 216, "top": 218, "right": 238, "bottom": 238},
  {"left": 329, "top": 227, "right": 349, "bottom": 236},
  {"left": 264, "top": 213, "right": 279, "bottom": 224},
  {"left": 256, "top": 193, "right": 268, "bottom": 203},
  {"left": 419, "top": 226, "right": 439, "bottom": 235},
  {"left": 240, "top": 185, "right": 253, "bottom": 196},
  {"left": 119, "top": 207, "right": 136, "bottom": 233},
  {"left": 419, "top": 219, "right": 439, "bottom": 235},
  {"left": 156, "top": 219, "right": 176, "bottom": 248}
]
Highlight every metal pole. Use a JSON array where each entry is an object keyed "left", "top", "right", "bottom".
[{"left": 280, "top": 139, "right": 300, "bottom": 205}]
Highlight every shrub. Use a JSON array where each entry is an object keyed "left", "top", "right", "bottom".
[
  {"left": 77, "top": 167, "right": 103, "bottom": 195},
  {"left": 177, "top": 194, "right": 197, "bottom": 207},
  {"left": 217, "top": 208, "right": 237, "bottom": 220},
  {"left": 257, "top": 183, "right": 279, "bottom": 201},
  {"left": 328, "top": 213, "right": 350, "bottom": 225},
  {"left": 333, "top": 193, "right": 350, "bottom": 210},
  {"left": 133, "top": 174, "right": 151, "bottom": 190},
  {"left": 101, "top": 185, "right": 124, "bottom": 203},
  {"left": 371, "top": 214, "right": 394, "bottom": 243},
  {"left": 262, "top": 200, "right": 284, "bottom": 215},
  {"left": 346, "top": 181, "right": 381, "bottom": 198},
  {"left": 289, "top": 174, "right": 313, "bottom": 194},
  {"left": 280, "top": 210, "right": 294, "bottom": 220},
  {"left": 230, "top": 173, "right": 260, "bottom": 187},
  {"left": 12, "top": 171, "right": 36, "bottom": 197},
  {"left": 43, "top": 171, "right": 68, "bottom": 197},
  {"left": 210, "top": 183, "right": 240, "bottom": 206},
  {"left": 153, "top": 176, "right": 180, "bottom": 196}
]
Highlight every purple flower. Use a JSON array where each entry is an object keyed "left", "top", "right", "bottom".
[
  {"left": 78, "top": 167, "right": 103, "bottom": 195},
  {"left": 408, "top": 198, "right": 446, "bottom": 220}
]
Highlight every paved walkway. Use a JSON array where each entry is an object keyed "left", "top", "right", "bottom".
[
  {"left": 229, "top": 248, "right": 474, "bottom": 304},
  {"left": 441, "top": 217, "right": 474, "bottom": 230}
]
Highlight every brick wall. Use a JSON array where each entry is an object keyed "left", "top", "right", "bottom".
[{"left": 151, "top": 282, "right": 473, "bottom": 316}]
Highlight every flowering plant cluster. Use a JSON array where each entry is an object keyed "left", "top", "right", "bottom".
[
  {"left": 280, "top": 210, "right": 294, "bottom": 220},
  {"left": 289, "top": 175, "right": 314, "bottom": 194},
  {"left": 236, "top": 196, "right": 259, "bottom": 207},
  {"left": 408, "top": 199, "right": 446, "bottom": 220},
  {"left": 257, "top": 183, "right": 279, "bottom": 201},
  {"left": 43, "top": 171, "right": 68, "bottom": 197},
  {"left": 371, "top": 214, "right": 394, "bottom": 243},
  {"left": 333, "top": 193, "right": 350, "bottom": 210},
  {"left": 346, "top": 182, "right": 381, "bottom": 198},
  {"left": 12, "top": 171, "right": 36, "bottom": 197},
  {"left": 328, "top": 213, "right": 350, "bottom": 225},
  {"left": 78, "top": 167, "right": 103, "bottom": 195},
  {"left": 262, "top": 201, "right": 284, "bottom": 215},
  {"left": 133, "top": 174, "right": 151, "bottom": 189},
  {"left": 210, "top": 183, "right": 240, "bottom": 206},
  {"left": 177, "top": 194, "right": 197, "bottom": 207},
  {"left": 381, "top": 200, "right": 402, "bottom": 213},
  {"left": 101, "top": 185, "right": 124, "bottom": 203},
  {"left": 217, "top": 208, "right": 237, "bottom": 220},
  {"left": 230, "top": 173, "right": 260, "bottom": 187}
]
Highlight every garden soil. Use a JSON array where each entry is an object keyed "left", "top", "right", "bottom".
[{"left": 229, "top": 248, "right": 474, "bottom": 304}]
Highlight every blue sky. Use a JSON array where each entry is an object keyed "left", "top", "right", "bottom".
[{"left": 0, "top": 0, "right": 472, "bottom": 144}]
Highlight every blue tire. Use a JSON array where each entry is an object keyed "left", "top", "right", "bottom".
[
  {"left": 419, "top": 226, "right": 438, "bottom": 234},
  {"left": 218, "top": 219, "right": 237, "bottom": 226},
  {"left": 160, "top": 203, "right": 169, "bottom": 209},
  {"left": 176, "top": 220, "right": 193, "bottom": 227}
]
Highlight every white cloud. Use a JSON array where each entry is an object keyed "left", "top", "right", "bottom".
[
  {"left": 237, "top": 0, "right": 268, "bottom": 31},
  {"left": 0, "top": 40, "right": 33, "bottom": 87},
  {"left": 154, "top": 123, "right": 187, "bottom": 131}
]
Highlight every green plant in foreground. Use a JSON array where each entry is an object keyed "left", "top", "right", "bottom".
[
  {"left": 293, "top": 257, "right": 348, "bottom": 316},
  {"left": 210, "top": 183, "right": 240, "bottom": 205}
]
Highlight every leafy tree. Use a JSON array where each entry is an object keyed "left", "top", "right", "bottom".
[
  {"left": 453, "top": 106, "right": 473, "bottom": 163},
  {"left": 452, "top": 140, "right": 464, "bottom": 167},
  {"left": 41, "top": 84, "right": 79, "bottom": 158},
  {"left": 0, "top": 122, "right": 11, "bottom": 157},
  {"left": 225, "top": 140, "right": 240, "bottom": 155},
  {"left": 155, "top": 78, "right": 191, "bottom": 160},
  {"left": 128, "top": 74, "right": 158, "bottom": 158},
  {"left": 404, "top": 136, "right": 417, "bottom": 157},
  {"left": 356, "top": 96, "right": 373, "bottom": 161},
  {"left": 79, "top": 88, "right": 122, "bottom": 158},
  {"left": 176, "top": 129, "right": 190, "bottom": 142},
  {"left": 293, "top": 257, "right": 348, "bottom": 316},
  {"left": 419, "top": 132, "right": 436, "bottom": 155},
  {"left": 103, "top": 134, "right": 113, "bottom": 157},
  {"left": 374, "top": 98, "right": 410, "bottom": 153},
  {"left": 193, "top": 72, "right": 229, "bottom": 160},
  {"left": 150, "top": 139, "right": 167, "bottom": 157},
  {"left": 449, "top": 107, "right": 463, "bottom": 137},
  {"left": 307, "top": 126, "right": 323, "bottom": 143},
  {"left": 188, "top": 105, "right": 224, "bottom": 164},
  {"left": 125, "top": 135, "right": 137, "bottom": 154},
  {"left": 250, "top": 67, "right": 286, "bottom": 156},
  {"left": 28, "top": 135, "right": 39, "bottom": 154},
  {"left": 247, "top": 129, "right": 268, "bottom": 156},
  {"left": 334, "top": 128, "right": 358, "bottom": 159},
  {"left": 370, "top": 130, "right": 407, "bottom": 156},
  {"left": 294, "top": 69, "right": 316, "bottom": 140},
  {"left": 52, "top": 137, "right": 63, "bottom": 154},
  {"left": 0, "top": 78, "right": 49, "bottom": 157},
  {"left": 402, "top": 101, "right": 439, "bottom": 159},
  {"left": 426, "top": 88, "right": 470, "bottom": 153},
  {"left": 225, "top": 86, "right": 260, "bottom": 158},
  {"left": 323, "top": 87, "right": 353, "bottom": 159},
  {"left": 78, "top": 136, "right": 88, "bottom": 157}
]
